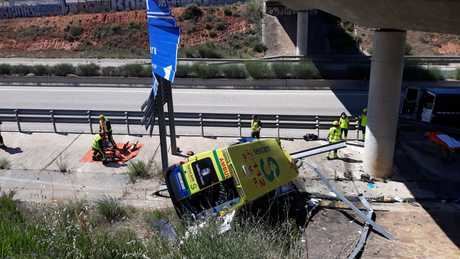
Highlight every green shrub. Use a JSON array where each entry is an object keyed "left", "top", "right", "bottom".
[
  {"left": 403, "top": 66, "right": 444, "bottom": 81},
  {"left": 245, "top": 61, "right": 275, "bottom": 79},
  {"left": 52, "top": 63, "right": 76, "bottom": 76},
  {"left": 224, "top": 7, "right": 233, "bottom": 16},
  {"left": 346, "top": 64, "right": 370, "bottom": 80},
  {"left": 0, "top": 158, "right": 10, "bottom": 169},
  {"left": 96, "top": 196, "right": 127, "bottom": 223},
  {"left": 101, "top": 66, "right": 122, "bottom": 77},
  {"left": 176, "top": 64, "right": 193, "bottom": 78},
  {"left": 272, "top": 62, "right": 294, "bottom": 79},
  {"left": 0, "top": 64, "right": 11, "bottom": 75},
  {"left": 253, "top": 43, "right": 267, "bottom": 53},
  {"left": 197, "top": 43, "right": 224, "bottom": 58},
  {"left": 192, "top": 63, "right": 221, "bottom": 79},
  {"left": 456, "top": 68, "right": 460, "bottom": 80},
  {"left": 292, "top": 62, "right": 321, "bottom": 79},
  {"left": 127, "top": 160, "right": 150, "bottom": 183},
  {"left": 76, "top": 63, "right": 100, "bottom": 76},
  {"left": 32, "top": 65, "right": 50, "bottom": 76},
  {"left": 221, "top": 64, "right": 248, "bottom": 79},
  {"left": 11, "top": 64, "right": 32, "bottom": 75},
  {"left": 121, "top": 64, "right": 144, "bottom": 77},
  {"left": 181, "top": 4, "right": 203, "bottom": 21},
  {"left": 64, "top": 24, "right": 83, "bottom": 41},
  {"left": 216, "top": 21, "right": 228, "bottom": 31},
  {"left": 142, "top": 65, "right": 153, "bottom": 77}
]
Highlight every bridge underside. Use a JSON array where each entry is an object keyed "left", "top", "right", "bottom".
[{"left": 278, "top": 0, "right": 460, "bottom": 35}]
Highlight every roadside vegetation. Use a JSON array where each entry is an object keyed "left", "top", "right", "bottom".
[
  {"left": 126, "top": 159, "right": 161, "bottom": 183},
  {"left": 0, "top": 191, "right": 304, "bottom": 258},
  {"left": 0, "top": 62, "right": 453, "bottom": 81}
]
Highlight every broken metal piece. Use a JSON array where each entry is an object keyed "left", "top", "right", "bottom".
[
  {"left": 290, "top": 141, "right": 347, "bottom": 160},
  {"left": 304, "top": 163, "right": 394, "bottom": 240},
  {"left": 348, "top": 195, "right": 374, "bottom": 259}
]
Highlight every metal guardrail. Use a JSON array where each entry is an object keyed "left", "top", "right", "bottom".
[{"left": 0, "top": 108, "right": 360, "bottom": 138}]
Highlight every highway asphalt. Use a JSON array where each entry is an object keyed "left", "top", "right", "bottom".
[{"left": 0, "top": 86, "right": 368, "bottom": 115}]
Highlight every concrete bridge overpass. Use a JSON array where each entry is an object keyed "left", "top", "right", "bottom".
[{"left": 275, "top": 0, "right": 460, "bottom": 178}]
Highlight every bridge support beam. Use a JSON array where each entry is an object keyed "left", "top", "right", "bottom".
[
  {"left": 296, "top": 11, "right": 309, "bottom": 56},
  {"left": 364, "top": 29, "right": 406, "bottom": 178}
]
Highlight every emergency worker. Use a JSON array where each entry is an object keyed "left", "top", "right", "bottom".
[
  {"left": 251, "top": 115, "right": 262, "bottom": 139},
  {"left": 339, "top": 112, "right": 349, "bottom": 140},
  {"left": 99, "top": 114, "right": 117, "bottom": 148},
  {"left": 327, "top": 120, "right": 341, "bottom": 160},
  {"left": 92, "top": 133, "right": 105, "bottom": 161}
]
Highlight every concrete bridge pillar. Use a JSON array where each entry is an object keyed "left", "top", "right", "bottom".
[
  {"left": 364, "top": 29, "right": 406, "bottom": 178},
  {"left": 296, "top": 11, "right": 309, "bottom": 56}
]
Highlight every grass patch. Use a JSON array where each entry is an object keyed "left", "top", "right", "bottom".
[
  {"left": 0, "top": 193, "right": 305, "bottom": 258},
  {"left": 95, "top": 196, "right": 127, "bottom": 223},
  {"left": 127, "top": 159, "right": 160, "bottom": 183},
  {"left": 0, "top": 158, "right": 11, "bottom": 169},
  {"left": 55, "top": 156, "right": 70, "bottom": 173}
]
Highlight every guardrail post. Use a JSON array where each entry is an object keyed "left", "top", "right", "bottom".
[
  {"left": 50, "top": 110, "right": 57, "bottom": 133},
  {"left": 316, "top": 115, "right": 320, "bottom": 138},
  {"left": 276, "top": 115, "right": 280, "bottom": 138},
  {"left": 200, "top": 113, "right": 204, "bottom": 137},
  {"left": 15, "top": 109, "right": 21, "bottom": 132},
  {"left": 356, "top": 122, "right": 360, "bottom": 140},
  {"left": 238, "top": 114, "right": 242, "bottom": 137},
  {"left": 87, "top": 110, "right": 93, "bottom": 134},
  {"left": 125, "top": 112, "right": 130, "bottom": 135}
]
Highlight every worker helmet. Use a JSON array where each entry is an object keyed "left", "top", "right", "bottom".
[
  {"left": 332, "top": 120, "right": 339, "bottom": 126},
  {"left": 99, "top": 114, "right": 105, "bottom": 120},
  {"left": 363, "top": 108, "right": 367, "bottom": 113}
]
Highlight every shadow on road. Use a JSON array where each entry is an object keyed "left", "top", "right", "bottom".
[
  {"left": 393, "top": 125, "right": 460, "bottom": 248},
  {"left": 0, "top": 146, "right": 23, "bottom": 154}
]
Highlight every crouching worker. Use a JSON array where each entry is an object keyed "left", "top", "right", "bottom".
[
  {"left": 327, "top": 121, "right": 341, "bottom": 160},
  {"left": 99, "top": 114, "right": 117, "bottom": 148},
  {"left": 92, "top": 133, "right": 105, "bottom": 162}
]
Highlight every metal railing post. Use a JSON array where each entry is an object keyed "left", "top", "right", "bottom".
[
  {"left": 50, "top": 110, "right": 56, "bottom": 133},
  {"left": 276, "top": 115, "right": 280, "bottom": 138},
  {"left": 200, "top": 113, "right": 204, "bottom": 137},
  {"left": 15, "top": 109, "right": 21, "bottom": 132},
  {"left": 238, "top": 114, "right": 242, "bottom": 137},
  {"left": 87, "top": 110, "right": 93, "bottom": 134},
  {"left": 125, "top": 112, "right": 130, "bottom": 135},
  {"left": 316, "top": 115, "right": 320, "bottom": 137}
]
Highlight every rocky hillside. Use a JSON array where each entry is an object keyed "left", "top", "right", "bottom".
[
  {"left": 355, "top": 26, "right": 460, "bottom": 55},
  {"left": 0, "top": 4, "right": 263, "bottom": 58}
]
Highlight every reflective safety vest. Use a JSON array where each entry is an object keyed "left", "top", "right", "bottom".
[
  {"left": 251, "top": 120, "right": 261, "bottom": 132},
  {"left": 328, "top": 127, "right": 341, "bottom": 143},
  {"left": 339, "top": 117, "right": 349, "bottom": 129},
  {"left": 92, "top": 134, "right": 103, "bottom": 150},
  {"left": 360, "top": 114, "right": 368, "bottom": 127}
]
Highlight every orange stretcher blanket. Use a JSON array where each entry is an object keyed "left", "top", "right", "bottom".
[{"left": 80, "top": 142, "right": 144, "bottom": 164}]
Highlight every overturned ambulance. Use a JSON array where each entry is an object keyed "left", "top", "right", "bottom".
[{"left": 165, "top": 139, "right": 299, "bottom": 220}]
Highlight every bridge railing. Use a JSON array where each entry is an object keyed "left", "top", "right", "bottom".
[{"left": 0, "top": 108, "right": 362, "bottom": 139}]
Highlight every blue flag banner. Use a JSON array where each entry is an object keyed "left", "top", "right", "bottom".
[{"left": 142, "top": 0, "right": 180, "bottom": 131}]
